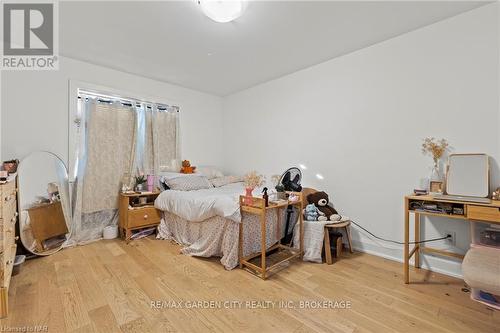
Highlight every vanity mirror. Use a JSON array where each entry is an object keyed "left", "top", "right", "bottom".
[
  {"left": 18, "top": 152, "right": 71, "bottom": 255},
  {"left": 446, "top": 153, "right": 489, "bottom": 198}
]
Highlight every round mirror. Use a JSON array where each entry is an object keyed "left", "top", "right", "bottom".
[{"left": 18, "top": 152, "right": 71, "bottom": 255}]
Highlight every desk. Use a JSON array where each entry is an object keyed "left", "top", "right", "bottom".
[{"left": 404, "top": 195, "right": 500, "bottom": 284}]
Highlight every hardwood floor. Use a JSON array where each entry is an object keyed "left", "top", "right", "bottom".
[{"left": 1, "top": 237, "right": 498, "bottom": 333}]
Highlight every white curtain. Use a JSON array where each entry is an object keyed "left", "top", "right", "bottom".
[
  {"left": 133, "top": 104, "right": 179, "bottom": 176},
  {"left": 151, "top": 106, "right": 179, "bottom": 179},
  {"left": 70, "top": 97, "right": 178, "bottom": 244}
]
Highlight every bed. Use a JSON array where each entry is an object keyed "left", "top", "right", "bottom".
[{"left": 155, "top": 180, "right": 283, "bottom": 270}]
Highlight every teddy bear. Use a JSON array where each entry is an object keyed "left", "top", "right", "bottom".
[
  {"left": 180, "top": 160, "right": 196, "bottom": 174},
  {"left": 307, "top": 191, "right": 341, "bottom": 222},
  {"left": 304, "top": 203, "right": 324, "bottom": 221}
]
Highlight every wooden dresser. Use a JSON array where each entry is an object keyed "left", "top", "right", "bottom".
[{"left": 0, "top": 175, "right": 18, "bottom": 318}]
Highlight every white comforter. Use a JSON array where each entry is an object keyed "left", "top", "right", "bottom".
[{"left": 154, "top": 182, "right": 246, "bottom": 222}]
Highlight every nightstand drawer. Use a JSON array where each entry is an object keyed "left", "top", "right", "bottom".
[
  {"left": 128, "top": 207, "right": 161, "bottom": 228},
  {"left": 467, "top": 205, "right": 500, "bottom": 222}
]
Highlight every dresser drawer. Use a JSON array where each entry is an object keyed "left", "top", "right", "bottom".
[
  {"left": 4, "top": 219, "right": 15, "bottom": 247},
  {"left": 127, "top": 207, "right": 161, "bottom": 228},
  {"left": 0, "top": 182, "right": 16, "bottom": 210},
  {"left": 467, "top": 205, "right": 500, "bottom": 223},
  {"left": 1, "top": 198, "right": 17, "bottom": 225},
  {"left": 2, "top": 244, "right": 16, "bottom": 288},
  {"left": 0, "top": 198, "right": 17, "bottom": 239},
  {"left": 0, "top": 214, "right": 16, "bottom": 250},
  {"left": 2, "top": 222, "right": 15, "bottom": 250}
]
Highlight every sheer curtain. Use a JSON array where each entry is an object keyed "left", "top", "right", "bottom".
[
  {"left": 70, "top": 95, "right": 178, "bottom": 244},
  {"left": 134, "top": 104, "right": 179, "bottom": 177},
  {"left": 151, "top": 105, "right": 179, "bottom": 179}
]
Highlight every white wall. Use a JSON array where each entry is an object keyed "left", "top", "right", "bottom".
[
  {"left": 222, "top": 4, "right": 499, "bottom": 278},
  {"left": 1, "top": 56, "right": 224, "bottom": 168}
]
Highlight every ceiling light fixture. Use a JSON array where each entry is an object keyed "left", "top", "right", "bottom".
[{"left": 198, "top": 0, "right": 248, "bottom": 23}]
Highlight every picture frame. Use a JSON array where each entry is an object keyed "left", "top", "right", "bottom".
[{"left": 430, "top": 181, "right": 444, "bottom": 193}]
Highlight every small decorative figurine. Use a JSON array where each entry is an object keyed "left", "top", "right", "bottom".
[{"left": 492, "top": 187, "right": 500, "bottom": 201}]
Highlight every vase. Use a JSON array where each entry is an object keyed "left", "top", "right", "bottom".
[
  {"left": 430, "top": 161, "right": 441, "bottom": 181},
  {"left": 244, "top": 187, "right": 254, "bottom": 205},
  {"left": 136, "top": 183, "right": 144, "bottom": 192}
]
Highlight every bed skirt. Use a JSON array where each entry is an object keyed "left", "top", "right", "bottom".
[{"left": 156, "top": 211, "right": 282, "bottom": 270}]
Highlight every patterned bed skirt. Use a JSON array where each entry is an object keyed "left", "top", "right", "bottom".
[{"left": 156, "top": 210, "right": 283, "bottom": 270}]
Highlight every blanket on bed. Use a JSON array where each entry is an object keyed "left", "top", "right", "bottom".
[
  {"left": 157, "top": 211, "right": 280, "bottom": 269},
  {"left": 154, "top": 182, "right": 246, "bottom": 222}
]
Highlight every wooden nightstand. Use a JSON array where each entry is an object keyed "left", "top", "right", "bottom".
[{"left": 118, "top": 192, "right": 161, "bottom": 240}]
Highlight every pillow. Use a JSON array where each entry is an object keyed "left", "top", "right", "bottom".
[
  {"left": 165, "top": 174, "right": 212, "bottom": 191},
  {"left": 210, "top": 175, "right": 243, "bottom": 188},
  {"left": 158, "top": 172, "right": 205, "bottom": 180},
  {"left": 159, "top": 172, "right": 194, "bottom": 191},
  {"left": 196, "top": 166, "right": 224, "bottom": 179}
]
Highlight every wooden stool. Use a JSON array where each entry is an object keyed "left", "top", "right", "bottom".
[{"left": 324, "top": 221, "right": 353, "bottom": 265}]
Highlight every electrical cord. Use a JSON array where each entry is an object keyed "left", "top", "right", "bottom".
[{"left": 349, "top": 220, "right": 451, "bottom": 245}]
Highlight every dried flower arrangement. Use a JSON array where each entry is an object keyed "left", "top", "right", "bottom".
[
  {"left": 422, "top": 137, "right": 449, "bottom": 165},
  {"left": 243, "top": 171, "right": 265, "bottom": 189}
]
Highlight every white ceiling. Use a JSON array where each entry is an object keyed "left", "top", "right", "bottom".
[{"left": 60, "top": 1, "right": 489, "bottom": 96}]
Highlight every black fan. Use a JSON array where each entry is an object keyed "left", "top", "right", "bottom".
[
  {"left": 277, "top": 167, "right": 302, "bottom": 192},
  {"left": 276, "top": 167, "right": 302, "bottom": 244}
]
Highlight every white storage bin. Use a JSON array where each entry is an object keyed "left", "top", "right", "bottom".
[
  {"left": 470, "top": 288, "right": 500, "bottom": 310},
  {"left": 103, "top": 225, "right": 119, "bottom": 240},
  {"left": 470, "top": 221, "right": 500, "bottom": 249}
]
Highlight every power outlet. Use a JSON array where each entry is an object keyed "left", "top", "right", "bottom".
[{"left": 444, "top": 230, "right": 456, "bottom": 246}]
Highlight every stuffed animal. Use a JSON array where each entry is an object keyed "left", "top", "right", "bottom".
[
  {"left": 304, "top": 203, "right": 323, "bottom": 221},
  {"left": 307, "top": 191, "right": 341, "bottom": 222},
  {"left": 180, "top": 160, "right": 196, "bottom": 174}
]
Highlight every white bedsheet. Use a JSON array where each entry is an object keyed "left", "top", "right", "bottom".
[{"left": 154, "top": 182, "right": 246, "bottom": 222}]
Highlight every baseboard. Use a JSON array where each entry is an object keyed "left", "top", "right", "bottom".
[{"left": 350, "top": 238, "right": 463, "bottom": 279}]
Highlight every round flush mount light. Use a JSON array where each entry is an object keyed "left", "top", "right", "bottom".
[{"left": 199, "top": 0, "right": 248, "bottom": 23}]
